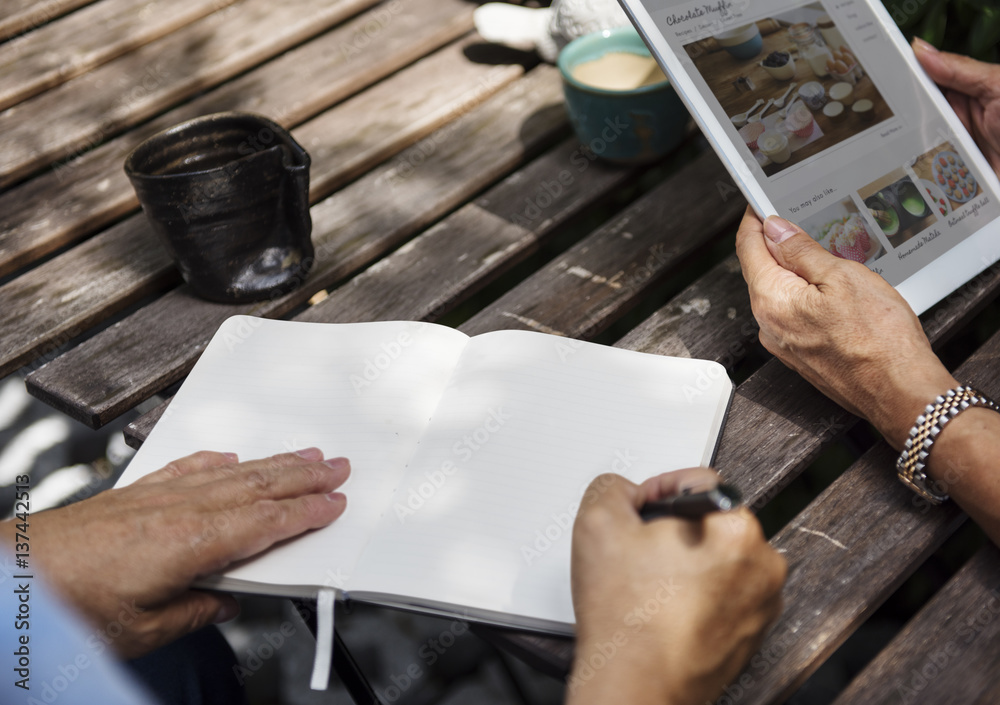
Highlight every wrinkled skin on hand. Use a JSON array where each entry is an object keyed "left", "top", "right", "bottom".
[
  {"left": 735, "top": 210, "right": 958, "bottom": 449},
  {"left": 8, "top": 449, "right": 349, "bottom": 659},
  {"left": 568, "top": 468, "right": 786, "bottom": 705},
  {"left": 914, "top": 38, "right": 1000, "bottom": 179}
]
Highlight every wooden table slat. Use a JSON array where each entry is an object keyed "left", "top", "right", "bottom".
[
  {"left": 26, "top": 66, "right": 569, "bottom": 427},
  {"left": 0, "top": 0, "right": 239, "bottom": 112},
  {"left": 0, "top": 31, "right": 519, "bottom": 381},
  {"left": 705, "top": 321, "right": 1000, "bottom": 705},
  {"left": 613, "top": 251, "right": 756, "bottom": 365},
  {"left": 297, "top": 138, "right": 645, "bottom": 327},
  {"left": 458, "top": 148, "right": 745, "bottom": 339},
  {"left": 0, "top": 0, "right": 96, "bottom": 41},
  {"left": 833, "top": 543, "right": 1000, "bottom": 705},
  {"left": 736, "top": 445, "right": 968, "bottom": 704},
  {"left": 0, "top": 0, "right": 378, "bottom": 188},
  {"left": 0, "top": 0, "right": 475, "bottom": 279},
  {"left": 618, "top": 249, "right": 1000, "bottom": 514}
]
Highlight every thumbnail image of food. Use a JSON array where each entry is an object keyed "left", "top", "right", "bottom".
[
  {"left": 858, "top": 167, "right": 939, "bottom": 248},
  {"left": 910, "top": 142, "right": 982, "bottom": 213},
  {"left": 683, "top": 2, "right": 893, "bottom": 176},
  {"left": 800, "top": 198, "right": 884, "bottom": 265}
]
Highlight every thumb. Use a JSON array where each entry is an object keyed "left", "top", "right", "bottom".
[
  {"left": 153, "top": 591, "right": 240, "bottom": 644},
  {"left": 913, "top": 38, "right": 997, "bottom": 100},
  {"left": 762, "top": 216, "right": 839, "bottom": 283},
  {"left": 577, "top": 473, "right": 643, "bottom": 524}
]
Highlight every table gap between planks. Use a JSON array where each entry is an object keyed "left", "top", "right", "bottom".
[{"left": 3, "top": 1, "right": 1000, "bottom": 704}]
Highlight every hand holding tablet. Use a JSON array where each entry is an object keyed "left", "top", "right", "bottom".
[{"left": 618, "top": 0, "right": 1000, "bottom": 313}]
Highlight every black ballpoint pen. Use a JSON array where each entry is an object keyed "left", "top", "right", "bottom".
[{"left": 639, "top": 484, "right": 742, "bottom": 520}]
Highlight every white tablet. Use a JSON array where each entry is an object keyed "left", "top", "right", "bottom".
[{"left": 617, "top": 0, "right": 1000, "bottom": 313}]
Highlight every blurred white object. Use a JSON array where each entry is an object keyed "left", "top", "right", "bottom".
[
  {"left": 0, "top": 416, "right": 71, "bottom": 485},
  {"left": 0, "top": 378, "right": 31, "bottom": 432},
  {"left": 474, "top": 0, "right": 631, "bottom": 63},
  {"left": 22, "top": 464, "right": 95, "bottom": 514}
]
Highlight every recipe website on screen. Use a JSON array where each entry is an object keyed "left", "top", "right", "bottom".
[{"left": 635, "top": 0, "right": 1000, "bottom": 286}]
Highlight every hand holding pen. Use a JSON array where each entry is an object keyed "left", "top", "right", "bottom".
[{"left": 639, "top": 483, "right": 742, "bottom": 520}]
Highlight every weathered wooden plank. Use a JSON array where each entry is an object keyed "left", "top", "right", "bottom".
[
  {"left": 737, "top": 444, "right": 968, "bottom": 705},
  {"left": 614, "top": 251, "right": 1000, "bottom": 515},
  {"left": 833, "top": 544, "right": 1000, "bottom": 705},
  {"left": 0, "top": 32, "right": 520, "bottom": 380},
  {"left": 615, "top": 223, "right": 1000, "bottom": 373},
  {"left": 721, "top": 324, "right": 1000, "bottom": 705},
  {"left": 125, "top": 135, "right": 647, "bottom": 447},
  {"left": 459, "top": 148, "right": 745, "bottom": 339},
  {"left": 0, "top": 0, "right": 475, "bottom": 278},
  {"left": 297, "top": 138, "right": 642, "bottom": 325},
  {"left": 0, "top": 0, "right": 378, "bottom": 188},
  {"left": 0, "top": 0, "right": 238, "bottom": 111},
  {"left": 27, "top": 67, "right": 568, "bottom": 427},
  {"left": 614, "top": 252, "right": 756, "bottom": 368},
  {"left": 0, "top": 0, "right": 95, "bottom": 41},
  {"left": 125, "top": 398, "right": 169, "bottom": 447}
]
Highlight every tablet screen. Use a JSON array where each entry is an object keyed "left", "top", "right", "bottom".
[{"left": 619, "top": 0, "right": 1000, "bottom": 312}]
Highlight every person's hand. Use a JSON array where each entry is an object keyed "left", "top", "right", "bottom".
[
  {"left": 735, "top": 209, "right": 958, "bottom": 449},
  {"left": 6, "top": 449, "right": 349, "bottom": 659},
  {"left": 913, "top": 38, "right": 1000, "bottom": 178},
  {"left": 568, "top": 468, "right": 786, "bottom": 705}
]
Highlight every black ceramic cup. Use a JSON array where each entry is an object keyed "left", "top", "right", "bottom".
[{"left": 125, "top": 112, "right": 313, "bottom": 303}]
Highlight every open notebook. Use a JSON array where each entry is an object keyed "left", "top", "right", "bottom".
[{"left": 117, "top": 316, "right": 733, "bottom": 634}]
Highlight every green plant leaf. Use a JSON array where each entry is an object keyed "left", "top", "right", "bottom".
[
  {"left": 968, "top": 7, "right": 1000, "bottom": 60},
  {"left": 919, "top": 0, "right": 949, "bottom": 47}
]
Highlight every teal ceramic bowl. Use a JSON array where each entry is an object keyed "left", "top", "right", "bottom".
[{"left": 558, "top": 27, "right": 688, "bottom": 164}]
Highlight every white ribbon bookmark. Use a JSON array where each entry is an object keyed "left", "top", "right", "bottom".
[{"left": 310, "top": 589, "right": 336, "bottom": 691}]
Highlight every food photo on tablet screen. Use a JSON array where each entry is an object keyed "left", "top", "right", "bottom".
[
  {"left": 799, "top": 196, "right": 886, "bottom": 268},
  {"left": 858, "top": 167, "right": 940, "bottom": 250},
  {"left": 617, "top": 0, "right": 1000, "bottom": 313},
  {"left": 681, "top": 3, "right": 894, "bottom": 176}
]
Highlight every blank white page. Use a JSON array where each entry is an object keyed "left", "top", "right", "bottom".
[
  {"left": 351, "top": 330, "right": 732, "bottom": 626},
  {"left": 117, "top": 317, "right": 469, "bottom": 590}
]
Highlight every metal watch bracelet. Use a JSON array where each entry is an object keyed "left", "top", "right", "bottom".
[{"left": 896, "top": 386, "right": 1000, "bottom": 504}]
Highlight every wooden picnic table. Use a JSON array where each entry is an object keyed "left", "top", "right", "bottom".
[{"left": 2, "top": 1, "right": 999, "bottom": 703}]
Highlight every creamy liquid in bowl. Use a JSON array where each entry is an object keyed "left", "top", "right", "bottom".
[{"left": 572, "top": 52, "right": 667, "bottom": 91}]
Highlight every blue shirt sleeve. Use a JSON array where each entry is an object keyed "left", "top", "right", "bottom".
[{"left": 0, "top": 551, "right": 158, "bottom": 705}]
